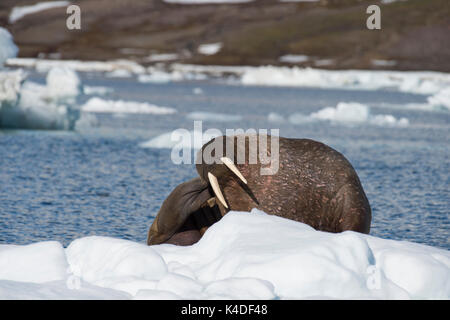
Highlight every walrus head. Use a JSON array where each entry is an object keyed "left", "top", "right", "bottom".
[{"left": 147, "top": 136, "right": 251, "bottom": 245}]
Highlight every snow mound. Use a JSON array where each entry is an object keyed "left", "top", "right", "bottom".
[
  {"left": 0, "top": 210, "right": 449, "bottom": 299},
  {"left": 0, "top": 28, "right": 18, "bottom": 65},
  {"left": 187, "top": 111, "right": 242, "bottom": 122},
  {"left": 0, "top": 241, "right": 68, "bottom": 283},
  {"left": 287, "top": 102, "right": 409, "bottom": 127},
  {"left": 9, "top": 1, "right": 69, "bottom": 24},
  {"left": 81, "top": 97, "right": 176, "bottom": 115},
  {"left": 139, "top": 130, "right": 220, "bottom": 150}
]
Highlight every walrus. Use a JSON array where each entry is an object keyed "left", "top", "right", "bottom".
[{"left": 147, "top": 134, "right": 371, "bottom": 246}]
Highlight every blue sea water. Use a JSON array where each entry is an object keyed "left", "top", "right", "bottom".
[{"left": 0, "top": 73, "right": 449, "bottom": 249}]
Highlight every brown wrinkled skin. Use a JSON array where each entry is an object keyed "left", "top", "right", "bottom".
[{"left": 148, "top": 135, "right": 371, "bottom": 246}]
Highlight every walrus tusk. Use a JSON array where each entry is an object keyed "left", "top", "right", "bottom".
[
  {"left": 220, "top": 157, "right": 247, "bottom": 184},
  {"left": 208, "top": 172, "right": 228, "bottom": 209}
]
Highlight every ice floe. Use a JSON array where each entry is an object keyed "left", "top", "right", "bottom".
[
  {"left": 0, "top": 210, "right": 448, "bottom": 299},
  {"left": 307, "top": 102, "right": 409, "bottom": 127},
  {"left": 81, "top": 97, "right": 176, "bottom": 115},
  {"left": 269, "top": 102, "right": 410, "bottom": 127}
]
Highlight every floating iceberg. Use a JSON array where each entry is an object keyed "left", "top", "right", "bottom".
[
  {"left": 0, "top": 210, "right": 448, "bottom": 299},
  {"left": 0, "top": 28, "right": 95, "bottom": 130},
  {"left": 0, "top": 67, "right": 87, "bottom": 130}
]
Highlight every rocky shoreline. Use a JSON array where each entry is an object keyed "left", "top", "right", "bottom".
[{"left": 1, "top": 0, "right": 449, "bottom": 71}]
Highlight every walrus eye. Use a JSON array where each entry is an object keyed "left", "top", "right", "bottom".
[
  {"left": 220, "top": 157, "right": 247, "bottom": 184},
  {"left": 208, "top": 172, "right": 228, "bottom": 209}
]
